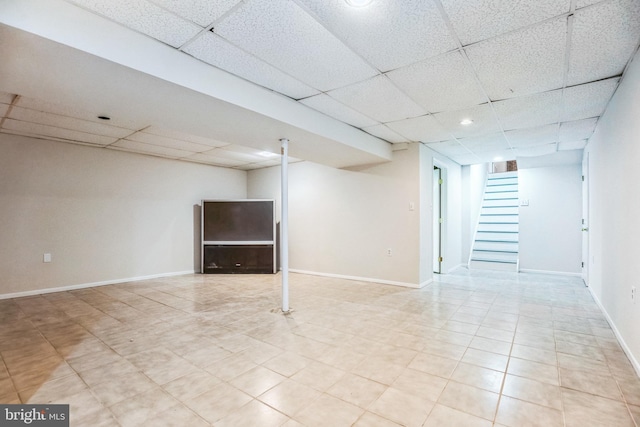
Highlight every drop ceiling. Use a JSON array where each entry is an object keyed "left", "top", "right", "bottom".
[{"left": 1, "top": 0, "right": 639, "bottom": 168}]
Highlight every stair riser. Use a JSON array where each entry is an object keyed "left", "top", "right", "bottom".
[
  {"left": 478, "top": 223, "right": 519, "bottom": 232},
  {"left": 483, "top": 199, "right": 519, "bottom": 208},
  {"left": 481, "top": 207, "right": 519, "bottom": 215},
  {"left": 485, "top": 184, "right": 518, "bottom": 193},
  {"left": 484, "top": 192, "right": 518, "bottom": 201},
  {"left": 473, "top": 242, "right": 519, "bottom": 252},
  {"left": 472, "top": 251, "right": 518, "bottom": 262},
  {"left": 470, "top": 260, "right": 518, "bottom": 272},
  {"left": 487, "top": 177, "right": 518, "bottom": 186},
  {"left": 479, "top": 215, "right": 518, "bottom": 223},
  {"left": 476, "top": 231, "right": 518, "bottom": 240}
]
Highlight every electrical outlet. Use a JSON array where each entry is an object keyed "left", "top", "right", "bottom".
[
  {"left": 387, "top": 248, "right": 392, "bottom": 257},
  {"left": 632, "top": 286, "right": 636, "bottom": 304}
]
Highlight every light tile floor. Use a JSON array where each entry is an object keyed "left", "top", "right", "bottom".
[{"left": 1, "top": 269, "right": 639, "bottom": 426}]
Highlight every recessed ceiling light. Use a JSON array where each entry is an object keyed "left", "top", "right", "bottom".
[
  {"left": 258, "top": 151, "right": 278, "bottom": 158},
  {"left": 97, "top": 115, "right": 111, "bottom": 121},
  {"left": 345, "top": 0, "right": 373, "bottom": 7},
  {"left": 460, "top": 119, "right": 473, "bottom": 126}
]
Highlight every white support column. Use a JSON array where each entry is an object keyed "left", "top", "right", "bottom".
[{"left": 280, "top": 138, "right": 290, "bottom": 312}]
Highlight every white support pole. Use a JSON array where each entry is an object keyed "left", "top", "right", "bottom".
[{"left": 280, "top": 138, "right": 290, "bottom": 312}]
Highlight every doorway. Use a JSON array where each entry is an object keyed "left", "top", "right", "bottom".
[
  {"left": 433, "top": 166, "right": 442, "bottom": 274},
  {"left": 582, "top": 153, "right": 590, "bottom": 286}
]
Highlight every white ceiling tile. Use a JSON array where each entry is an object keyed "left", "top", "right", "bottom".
[
  {"left": 126, "top": 131, "right": 213, "bottom": 152},
  {"left": 67, "top": 0, "right": 202, "bottom": 48},
  {"left": 8, "top": 107, "right": 133, "bottom": 138},
  {"left": 505, "top": 124, "right": 559, "bottom": 147},
  {"left": 559, "top": 118, "right": 598, "bottom": 142},
  {"left": 431, "top": 103, "right": 501, "bottom": 138},
  {"left": 386, "top": 115, "right": 454, "bottom": 143},
  {"left": 2, "top": 119, "right": 118, "bottom": 146},
  {"left": 562, "top": 78, "right": 619, "bottom": 121},
  {"left": 299, "top": 94, "right": 378, "bottom": 128},
  {"left": 441, "top": 0, "right": 570, "bottom": 45},
  {"left": 295, "top": 0, "right": 456, "bottom": 71},
  {"left": 576, "top": 0, "right": 601, "bottom": 8},
  {"left": 474, "top": 149, "right": 517, "bottom": 163},
  {"left": 424, "top": 140, "right": 472, "bottom": 156},
  {"left": 466, "top": 17, "right": 567, "bottom": 100},
  {"left": 149, "top": 0, "right": 241, "bottom": 26},
  {"left": 387, "top": 51, "right": 488, "bottom": 113},
  {"left": 558, "top": 139, "right": 588, "bottom": 150},
  {"left": 111, "top": 139, "right": 192, "bottom": 158},
  {"left": 15, "top": 96, "right": 146, "bottom": 130},
  {"left": 0, "top": 92, "right": 15, "bottom": 104},
  {"left": 447, "top": 153, "right": 483, "bottom": 165},
  {"left": 328, "top": 75, "right": 426, "bottom": 123},
  {"left": 458, "top": 133, "right": 511, "bottom": 152},
  {"left": 362, "top": 124, "right": 409, "bottom": 143},
  {"left": 568, "top": 0, "right": 640, "bottom": 86},
  {"left": 181, "top": 152, "right": 246, "bottom": 167},
  {"left": 184, "top": 32, "right": 318, "bottom": 99},
  {"left": 214, "top": 146, "right": 266, "bottom": 162},
  {"left": 516, "top": 143, "right": 558, "bottom": 157},
  {"left": 143, "top": 126, "right": 230, "bottom": 148},
  {"left": 213, "top": 0, "right": 378, "bottom": 91},
  {"left": 493, "top": 89, "right": 562, "bottom": 130}
]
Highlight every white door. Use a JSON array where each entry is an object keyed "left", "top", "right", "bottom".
[{"left": 582, "top": 153, "right": 590, "bottom": 286}]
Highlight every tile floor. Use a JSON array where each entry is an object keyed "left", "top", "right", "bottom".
[{"left": 1, "top": 269, "right": 639, "bottom": 426}]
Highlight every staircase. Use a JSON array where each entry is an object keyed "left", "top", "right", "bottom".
[{"left": 469, "top": 171, "right": 519, "bottom": 272}]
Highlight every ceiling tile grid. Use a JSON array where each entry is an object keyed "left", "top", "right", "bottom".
[
  {"left": 457, "top": 133, "right": 512, "bottom": 152},
  {"left": 431, "top": 103, "right": 501, "bottom": 139},
  {"left": 561, "top": 78, "right": 620, "bottom": 122},
  {"left": 328, "top": 75, "right": 427, "bottom": 123},
  {"left": 2, "top": 119, "right": 118, "bottom": 146},
  {"left": 424, "top": 140, "right": 473, "bottom": 156},
  {"left": 184, "top": 32, "right": 319, "bottom": 100},
  {"left": 66, "top": 0, "right": 202, "bottom": 48},
  {"left": 492, "top": 89, "right": 563, "bottom": 130},
  {"left": 9, "top": 107, "right": 134, "bottom": 139},
  {"left": 558, "top": 118, "right": 598, "bottom": 142},
  {"left": 504, "top": 124, "right": 559, "bottom": 147},
  {"left": 362, "top": 124, "right": 410, "bottom": 143},
  {"left": 148, "top": 0, "right": 241, "bottom": 27},
  {"left": 299, "top": 94, "right": 378, "bottom": 128},
  {"left": 516, "top": 142, "right": 558, "bottom": 157},
  {"left": 386, "top": 50, "right": 489, "bottom": 113},
  {"left": 125, "top": 131, "right": 216, "bottom": 152},
  {"left": 213, "top": 0, "right": 378, "bottom": 91},
  {"left": 465, "top": 17, "right": 567, "bottom": 100},
  {"left": 441, "top": 0, "right": 571, "bottom": 45},
  {"left": 295, "top": 0, "right": 456, "bottom": 72},
  {"left": 386, "top": 115, "right": 454, "bottom": 143},
  {"left": 568, "top": 0, "right": 640, "bottom": 86},
  {"left": 143, "top": 126, "right": 230, "bottom": 148},
  {"left": 110, "top": 139, "right": 193, "bottom": 158}
]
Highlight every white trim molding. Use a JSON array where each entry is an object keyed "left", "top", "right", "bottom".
[
  {"left": 0, "top": 270, "right": 195, "bottom": 300},
  {"left": 289, "top": 269, "right": 427, "bottom": 289}
]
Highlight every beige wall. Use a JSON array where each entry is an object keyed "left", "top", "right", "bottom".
[
  {"left": 249, "top": 145, "right": 422, "bottom": 286},
  {"left": 0, "top": 134, "right": 246, "bottom": 297}
]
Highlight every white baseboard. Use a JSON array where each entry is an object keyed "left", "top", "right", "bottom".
[
  {"left": 588, "top": 287, "right": 640, "bottom": 378},
  {"left": 518, "top": 268, "right": 583, "bottom": 277},
  {"left": 0, "top": 270, "right": 195, "bottom": 300},
  {"left": 447, "top": 264, "right": 465, "bottom": 274},
  {"left": 289, "top": 269, "right": 423, "bottom": 289}
]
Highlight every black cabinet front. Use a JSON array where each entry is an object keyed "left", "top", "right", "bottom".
[{"left": 203, "top": 245, "right": 274, "bottom": 274}]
